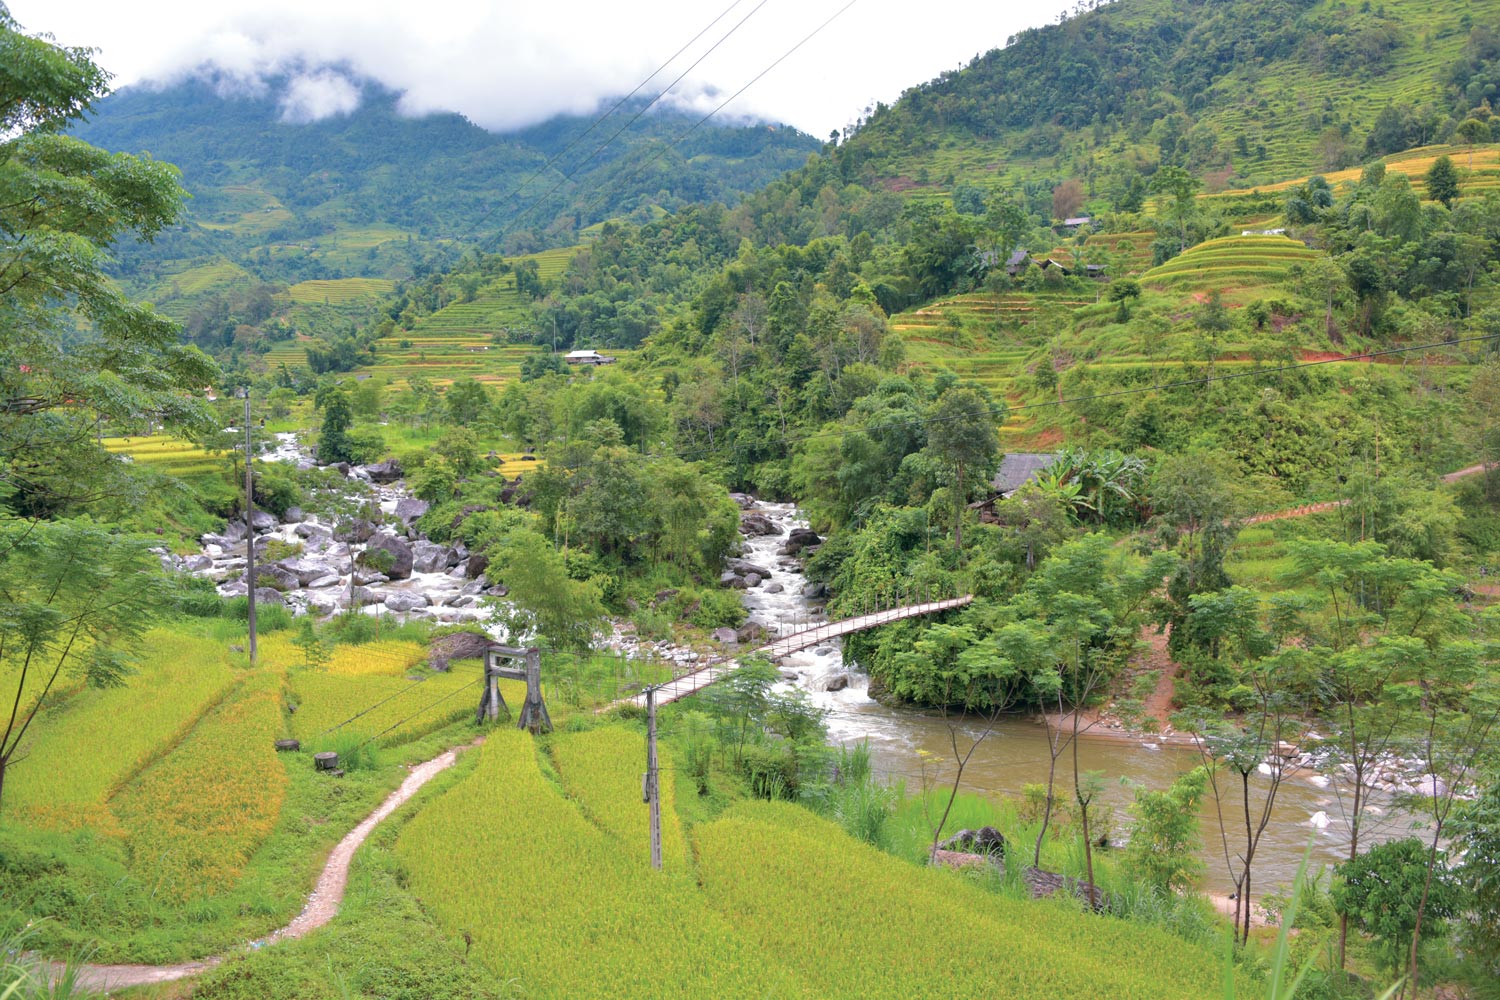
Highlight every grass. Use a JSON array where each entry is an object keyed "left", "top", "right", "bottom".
[{"left": 285, "top": 278, "right": 395, "bottom": 305}]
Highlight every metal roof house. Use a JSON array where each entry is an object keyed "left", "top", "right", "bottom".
[
  {"left": 990, "top": 453, "right": 1061, "bottom": 497},
  {"left": 564, "top": 349, "right": 617, "bottom": 365}
]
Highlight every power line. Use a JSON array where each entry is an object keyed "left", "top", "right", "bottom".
[
  {"left": 471, "top": 0, "right": 775, "bottom": 257},
  {"left": 456, "top": 0, "right": 763, "bottom": 255},
  {"left": 360, "top": 678, "right": 483, "bottom": 747}
]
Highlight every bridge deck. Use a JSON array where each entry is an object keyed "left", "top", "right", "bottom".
[{"left": 626, "top": 595, "right": 973, "bottom": 709}]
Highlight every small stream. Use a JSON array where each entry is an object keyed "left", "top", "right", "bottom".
[{"left": 736, "top": 501, "right": 1422, "bottom": 896}]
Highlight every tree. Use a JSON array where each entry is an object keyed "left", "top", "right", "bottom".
[
  {"left": 317, "top": 388, "right": 354, "bottom": 464},
  {"left": 1453, "top": 772, "right": 1500, "bottom": 975},
  {"left": 0, "top": 6, "right": 216, "bottom": 516},
  {"left": 1051, "top": 178, "right": 1085, "bottom": 221},
  {"left": 489, "top": 529, "right": 605, "bottom": 653},
  {"left": 1333, "top": 838, "right": 1460, "bottom": 980},
  {"left": 1456, "top": 117, "right": 1490, "bottom": 168},
  {"left": 444, "top": 378, "right": 493, "bottom": 427},
  {"left": 1425, "top": 154, "right": 1460, "bottom": 208},
  {"left": 925, "top": 387, "right": 1001, "bottom": 551},
  {"left": 0, "top": 521, "right": 169, "bottom": 813},
  {"left": 1149, "top": 165, "right": 1201, "bottom": 257},
  {"left": 1124, "top": 766, "right": 1208, "bottom": 894}
]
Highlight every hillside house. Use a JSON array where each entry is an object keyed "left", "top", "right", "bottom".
[
  {"left": 1004, "top": 249, "right": 1032, "bottom": 276},
  {"left": 1062, "top": 216, "right": 1092, "bottom": 229},
  {"left": 969, "top": 452, "right": 1062, "bottom": 521},
  {"left": 564, "top": 349, "right": 617, "bottom": 366}
]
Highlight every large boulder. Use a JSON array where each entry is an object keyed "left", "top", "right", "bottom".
[
  {"left": 465, "top": 552, "right": 490, "bottom": 579},
  {"left": 348, "top": 519, "right": 378, "bottom": 543},
  {"left": 249, "top": 510, "right": 278, "bottom": 532},
  {"left": 428, "top": 630, "right": 493, "bottom": 671},
  {"left": 711, "top": 627, "right": 739, "bottom": 644},
  {"left": 726, "top": 559, "right": 773, "bottom": 579},
  {"left": 788, "top": 527, "right": 822, "bottom": 547},
  {"left": 181, "top": 554, "right": 214, "bottom": 573},
  {"left": 295, "top": 522, "right": 332, "bottom": 542},
  {"left": 363, "top": 458, "right": 404, "bottom": 483},
  {"left": 411, "top": 540, "right": 453, "bottom": 575},
  {"left": 384, "top": 591, "right": 430, "bottom": 613},
  {"left": 277, "top": 557, "right": 341, "bottom": 587},
  {"left": 252, "top": 586, "right": 286, "bottom": 606},
  {"left": 395, "top": 497, "right": 430, "bottom": 525},
  {"left": 220, "top": 519, "right": 248, "bottom": 544},
  {"left": 938, "top": 826, "right": 1008, "bottom": 858},
  {"left": 358, "top": 533, "right": 413, "bottom": 580},
  {"left": 740, "top": 512, "right": 778, "bottom": 536},
  {"left": 343, "top": 586, "right": 379, "bottom": 609},
  {"left": 282, "top": 506, "right": 306, "bottom": 524},
  {"left": 720, "top": 572, "right": 747, "bottom": 589},
  {"left": 254, "top": 565, "right": 300, "bottom": 591}
]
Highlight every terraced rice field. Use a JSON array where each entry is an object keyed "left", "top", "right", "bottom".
[
  {"left": 287, "top": 278, "right": 395, "bottom": 305},
  {"left": 1216, "top": 143, "right": 1500, "bottom": 198},
  {"left": 1140, "top": 234, "right": 1319, "bottom": 301},
  {"left": 102, "top": 436, "right": 223, "bottom": 477}
]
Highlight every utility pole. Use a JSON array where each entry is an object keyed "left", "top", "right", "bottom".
[
  {"left": 244, "top": 389, "right": 258, "bottom": 665},
  {"left": 645, "top": 685, "right": 662, "bottom": 870}
]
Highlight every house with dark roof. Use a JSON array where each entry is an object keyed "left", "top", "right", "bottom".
[
  {"left": 1004, "top": 248, "right": 1032, "bottom": 276},
  {"left": 990, "top": 453, "right": 1060, "bottom": 497}
]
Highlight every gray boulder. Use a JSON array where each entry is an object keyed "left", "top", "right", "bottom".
[
  {"left": 353, "top": 568, "right": 389, "bottom": 586},
  {"left": 220, "top": 520, "right": 248, "bottom": 543},
  {"left": 348, "top": 519, "right": 378, "bottom": 543},
  {"left": 802, "top": 582, "right": 829, "bottom": 599},
  {"left": 359, "top": 533, "right": 413, "bottom": 580},
  {"left": 384, "top": 592, "right": 430, "bottom": 613},
  {"left": 182, "top": 554, "right": 214, "bottom": 572},
  {"left": 937, "top": 826, "right": 1008, "bottom": 858},
  {"left": 295, "top": 522, "right": 332, "bottom": 541},
  {"left": 788, "top": 527, "right": 822, "bottom": 547},
  {"left": 307, "top": 574, "right": 342, "bottom": 589},
  {"left": 411, "top": 540, "right": 453, "bottom": 574},
  {"left": 737, "top": 623, "right": 768, "bottom": 644},
  {"left": 249, "top": 510, "right": 279, "bottom": 532},
  {"left": 824, "top": 674, "right": 849, "bottom": 692},
  {"left": 254, "top": 565, "right": 300, "bottom": 591},
  {"left": 765, "top": 583, "right": 784, "bottom": 594},
  {"left": 711, "top": 627, "right": 739, "bottom": 644},
  {"left": 395, "top": 497, "right": 430, "bottom": 525},
  {"left": 719, "top": 572, "right": 747, "bottom": 589},
  {"left": 740, "top": 513, "right": 778, "bottom": 536},
  {"left": 253, "top": 586, "right": 286, "bottom": 606},
  {"left": 278, "top": 557, "right": 341, "bottom": 587},
  {"left": 727, "top": 559, "right": 773, "bottom": 579},
  {"left": 282, "top": 506, "right": 306, "bottom": 524},
  {"left": 465, "top": 552, "right": 490, "bottom": 579},
  {"left": 343, "top": 586, "right": 379, "bottom": 609},
  {"left": 363, "top": 458, "right": 404, "bottom": 484}
]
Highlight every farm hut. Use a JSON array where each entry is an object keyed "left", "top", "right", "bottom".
[
  {"left": 1004, "top": 248, "right": 1033, "bottom": 276},
  {"left": 564, "top": 349, "right": 617, "bottom": 365},
  {"left": 970, "top": 452, "right": 1062, "bottom": 522},
  {"left": 1062, "top": 215, "right": 1092, "bottom": 229}
]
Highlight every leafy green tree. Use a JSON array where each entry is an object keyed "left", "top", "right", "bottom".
[
  {"left": 1456, "top": 117, "right": 1490, "bottom": 168},
  {"left": 1124, "top": 766, "right": 1208, "bottom": 894},
  {"left": 1333, "top": 838, "right": 1460, "bottom": 979},
  {"left": 317, "top": 388, "right": 354, "bottom": 464},
  {"left": 1453, "top": 772, "right": 1500, "bottom": 975},
  {"left": 0, "top": 521, "right": 169, "bottom": 812},
  {"left": 444, "top": 377, "right": 493, "bottom": 427},
  {"left": 1425, "top": 154, "right": 1460, "bottom": 208},
  {"left": 925, "top": 387, "right": 1002, "bottom": 551},
  {"left": 489, "top": 528, "right": 605, "bottom": 653},
  {"left": 0, "top": 7, "right": 216, "bottom": 516},
  {"left": 1149, "top": 164, "right": 1201, "bottom": 258}
]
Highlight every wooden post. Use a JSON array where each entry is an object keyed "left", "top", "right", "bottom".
[
  {"left": 646, "top": 685, "right": 662, "bottom": 870},
  {"left": 516, "top": 648, "right": 551, "bottom": 734},
  {"left": 244, "top": 391, "right": 257, "bottom": 665}
]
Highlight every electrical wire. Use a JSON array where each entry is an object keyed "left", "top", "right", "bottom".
[
  {"left": 359, "top": 678, "right": 483, "bottom": 747},
  {"left": 456, "top": 0, "right": 765, "bottom": 255}
]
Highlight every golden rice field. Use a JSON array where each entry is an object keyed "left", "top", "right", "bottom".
[
  {"left": 113, "top": 672, "right": 289, "bottom": 902},
  {"left": 102, "top": 435, "right": 223, "bottom": 478},
  {"left": 396, "top": 730, "right": 799, "bottom": 999},
  {"left": 1215, "top": 142, "right": 1500, "bottom": 197},
  {"left": 694, "top": 800, "right": 1237, "bottom": 999},
  {"left": 549, "top": 727, "right": 688, "bottom": 873},
  {"left": 396, "top": 729, "right": 1235, "bottom": 999},
  {"left": 286, "top": 278, "right": 396, "bottom": 305},
  {"left": 288, "top": 663, "right": 500, "bottom": 748},
  {"left": 322, "top": 639, "right": 428, "bottom": 677},
  {"left": 4, "top": 630, "right": 241, "bottom": 834}
]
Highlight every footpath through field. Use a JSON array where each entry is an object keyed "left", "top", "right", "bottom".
[{"left": 57, "top": 742, "right": 479, "bottom": 993}]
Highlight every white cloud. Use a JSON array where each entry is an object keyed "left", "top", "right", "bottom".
[
  {"left": 9, "top": 0, "right": 1075, "bottom": 136},
  {"left": 279, "top": 70, "right": 362, "bottom": 123}
]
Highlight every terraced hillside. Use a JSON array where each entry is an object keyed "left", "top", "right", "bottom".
[{"left": 1140, "top": 234, "right": 1320, "bottom": 303}]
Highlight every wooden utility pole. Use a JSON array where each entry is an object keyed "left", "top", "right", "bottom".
[
  {"left": 244, "top": 390, "right": 258, "bottom": 665},
  {"left": 645, "top": 685, "right": 662, "bottom": 870}
]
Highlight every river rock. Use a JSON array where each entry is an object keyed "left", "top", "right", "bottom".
[
  {"left": 788, "top": 527, "right": 821, "bottom": 547},
  {"left": 283, "top": 506, "right": 306, "bottom": 524},
  {"left": 359, "top": 533, "right": 413, "bottom": 580},
  {"left": 727, "top": 559, "right": 773, "bottom": 579},
  {"left": 182, "top": 554, "right": 214, "bottom": 572},
  {"left": 720, "top": 572, "right": 747, "bottom": 589},
  {"left": 254, "top": 565, "right": 299, "bottom": 591},
  {"left": 344, "top": 586, "right": 379, "bottom": 609},
  {"left": 729, "top": 492, "right": 757, "bottom": 509},
  {"left": 802, "top": 582, "right": 828, "bottom": 599},
  {"left": 278, "top": 557, "right": 341, "bottom": 586},
  {"left": 384, "top": 592, "right": 430, "bottom": 612},
  {"left": 412, "top": 540, "right": 453, "bottom": 574},
  {"left": 736, "top": 623, "right": 767, "bottom": 644},
  {"left": 253, "top": 586, "right": 286, "bottom": 606},
  {"left": 744, "top": 573, "right": 762, "bottom": 588},
  {"left": 938, "top": 826, "right": 1008, "bottom": 858},
  {"left": 307, "top": 574, "right": 342, "bottom": 589},
  {"left": 465, "top": 552, "right": 490, "bottom": 579},
  {"left": 740, "top": 512, "right": 778, "bottom": 536},
  {"left": 824, "top": 674, "right": 849, "bottom": 692},
  {"left": 711, "top": 627, "right": 739, "bottom": 643},
  {"left": 220, "top": 519, "right": 248, "bottom": 544},
  {"left": 444, "top": 594, "right": 476, "bottom": 608},
  {"left": 363, "top": 458, "right": 404, "bottom": 483},
  {"left": 295, "top": 522, "right": 332, "bottom": 541},
  {"left": 353, "top": 568, "right": 389, "bottom": 586},
  {"left": 347, "top": 519, "right": 377, "bottom": 543},
  {"left": 484, "top": 585, "right": 510, "bottom": 597},
  {"left": 249, "top": 510, "right": 279, "bottom": 532},
  {"left": 395, "top": 497, "right": 430, "bottom": 524},
  {"left": 765, "top": 582, "right": 784, "bottom": 594}
]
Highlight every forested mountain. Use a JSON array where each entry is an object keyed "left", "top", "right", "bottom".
[{"left": 71, "top": 74, "right": 820, "bottom": 291}]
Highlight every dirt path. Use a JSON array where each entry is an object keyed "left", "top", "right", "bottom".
[
  {"left": 1137, "top": 630, "right": 1178, "bottom": 729},
  {"left": 58, "top": 742, "right": 475, "bottom": 993}
]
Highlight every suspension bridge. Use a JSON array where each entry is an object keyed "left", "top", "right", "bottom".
[{"left": 624, "top": 592, "right": 974, "bottom": 708}]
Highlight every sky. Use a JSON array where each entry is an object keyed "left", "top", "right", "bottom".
[{"left": 9, "top": 0, "right": 1077, "bottom": 137}]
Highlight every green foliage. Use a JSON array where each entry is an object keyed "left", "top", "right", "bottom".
[
  {"left": 488, "top": 529, "right": 607, "bottom": 653},
  {"left": 316, "top": 388, "right": 354, "bottom": 464},
  {"left": 1453, "top": 771, "right": 1500, "bottom": 975},
  {"left": 1425, "top": 154, "right": 1460, "bottom": 208},
  {"left": 1124, "top": 767, "right": 1208, "bottom": 894},
  {"left": 1333, "top": 837, "right": 1461, "bottom": 977}
]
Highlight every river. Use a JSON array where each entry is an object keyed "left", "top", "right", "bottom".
[{"left": 738, "top": 501, "right": 1422, "bottom": 896}]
